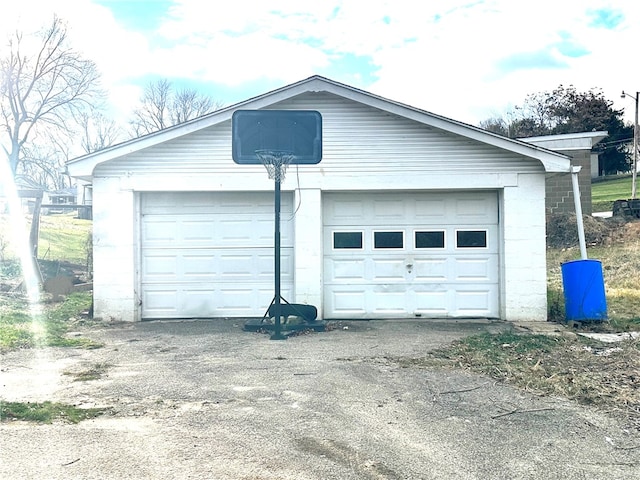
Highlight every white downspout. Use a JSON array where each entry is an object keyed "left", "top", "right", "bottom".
[{"left": 571, "top": 165, "right": 588, "bottom": 260}]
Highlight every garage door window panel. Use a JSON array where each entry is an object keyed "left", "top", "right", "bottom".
[
  {"left": 373, "top": 231, "right": 404, "bottom": 249},
  {"left": 456, "top": 230, "right": 488, "bottom": 249},
  {"left": 333, "top": 231, "right": 363, "bottom": 249},
  {"left": 415, "top": 230, "right": 445, "bottom": 249}
]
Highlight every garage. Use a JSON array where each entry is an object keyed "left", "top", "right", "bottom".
[
  {"left": 323, "top": 191, "right": 499, "bottom": 319},
  {"left": 140, "top": 192, "right": 293, "bottom": 319},
  {"left": 67, "top": 75, "right": 571, "bottom": 322}
]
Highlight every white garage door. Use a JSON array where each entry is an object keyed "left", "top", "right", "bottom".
[
  {"left": 140, "top": 192, "right": 293, "bottom": 319},
  {"left": 323, "top": 191, "right": 499, "bottom": 319}
]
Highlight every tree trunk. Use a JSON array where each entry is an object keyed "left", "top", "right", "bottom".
[{"left": 29, "top": 193, "right": 42, "bottom": 259}]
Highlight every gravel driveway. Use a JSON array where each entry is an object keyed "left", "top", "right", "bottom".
[{"left": 1, "top": 319, "right": 639, "bottom": 479}]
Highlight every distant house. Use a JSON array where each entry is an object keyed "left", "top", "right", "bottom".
[
  {"left": 39, "top": 186, "right": 92, "bottom": 219},
  {"left": 44, "top": 187, "right": 77, "bottom": 206},
  {"left": 67, "top": 75, "right": 570, "bottom": 323},
  {"left": 42, "top": 187, "right": 77, "bottom": 214}
]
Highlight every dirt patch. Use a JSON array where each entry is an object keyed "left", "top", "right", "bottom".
[
  {"left": 38, "top": 260, "right": 90, "bottom": 283},
  {"left": 1, "top": 259, "right": 89, "bottom": 302}
]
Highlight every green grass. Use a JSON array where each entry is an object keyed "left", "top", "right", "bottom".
[
  {"left": 0, "top": 292, "right": 102, "bottom": 351},
  {"left": 1, "top": 212, "right": 91, "bottom": 265},
  {"left": 0, "top": 216, "right": 106, "bottom": 425},
  {"left": 0, "top": 259, "right": 21, "bottom": 277},
  {"left": 0, "top": 212, "right": 98, "bottom": 351},
  {"left": 0, "top": 400, "right": 106, "bottom": 424},
  {"left": 591, "top": 175, "right": 633, "bottom": 212},
  {"left": 37, "top": 213, "right": 92, "bottom": 264},
  {"left": 46, "top": 291, "right": 94, "bottom": 323}
]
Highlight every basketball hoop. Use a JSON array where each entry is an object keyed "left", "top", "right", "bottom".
[
  {"left": 255, "top": 149, "right": 295, "bottom": 183},
  {"left": 232, "top": 110, "right": 322, "bottom": 340}
]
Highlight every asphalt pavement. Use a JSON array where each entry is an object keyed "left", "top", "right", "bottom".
[{"left": 1, "top": 318, "right": 638, "bottom": 479}]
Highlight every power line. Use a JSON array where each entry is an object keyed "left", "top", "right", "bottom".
[{"left": 593, "top": 137, "right": 634, "bottom": 150}]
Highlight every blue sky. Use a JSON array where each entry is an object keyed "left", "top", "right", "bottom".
[{"left": 2, "top": 0, "right": 638, "bottom": 127}]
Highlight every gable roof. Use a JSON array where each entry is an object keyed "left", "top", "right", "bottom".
[{"left": 66, "top": 75, "right": 570, "bottom": 180}]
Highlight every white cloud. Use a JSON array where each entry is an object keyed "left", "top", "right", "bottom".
[
  {"left": 2, "top": 0, "right": 639, "bottom": 127},
  {"left": 366, "top": 0, "right": 640, "bottom": 124},
  {"left": 142, "top": 31, "right": 329, "bottom": 86}
]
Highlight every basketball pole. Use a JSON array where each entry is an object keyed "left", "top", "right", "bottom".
[
  {"left": 231, "top": 110, "right": 322, "bottom": 338},
  {"left": 271, "top": 173, "right": 287, "bottom": 340}
]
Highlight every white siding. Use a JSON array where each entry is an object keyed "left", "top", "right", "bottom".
[{"left": 95, "top": 92, "right": 542, "bottom": 181}]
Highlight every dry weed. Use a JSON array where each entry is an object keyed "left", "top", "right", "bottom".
[{"left": 425, "top": 333, "right": 640, "bottom": 430}]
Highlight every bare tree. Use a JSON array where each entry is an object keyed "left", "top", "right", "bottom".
[
  {"left": 171, "top": 87, "right": 222, "bottom": 125},
  {"left": 18, "top": 144, "right": 67, "bottom": 189},
  {"left": 0, "top": 15, "right": 103, "bottom": 177},
  {"left": 479, "top": 117, "right": 509, "bottom": 136},
  {"left": 130, "top": 78, "right": 171, "bottom": 136},
  {"left": 130, "top": 79, "right": 223, "bottom": 136},
  {"left": 79, "top": 110, "right": 123, "bottom": 153}
]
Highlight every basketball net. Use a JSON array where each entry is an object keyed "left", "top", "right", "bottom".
[{"left": 256, "top": 149, "right": 295, "bottom": 182}]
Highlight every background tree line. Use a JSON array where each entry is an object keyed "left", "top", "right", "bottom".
[
  {"left": 0, "top": 15, "right": 636, "bottom": 189},
  {"left": 479, "top": 86, "right": 634, "bottom": 175}
]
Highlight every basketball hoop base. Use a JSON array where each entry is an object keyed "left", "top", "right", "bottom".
[
  {"left": 243, "top": 299, "right": 328, "bottom": 336},
  {"left": 243, "top": 319, "right": 329, "bottom": 336}
]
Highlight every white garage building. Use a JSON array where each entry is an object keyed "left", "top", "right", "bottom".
[{"left": 67, "top": 76, "right": 570, "bottom": 322}]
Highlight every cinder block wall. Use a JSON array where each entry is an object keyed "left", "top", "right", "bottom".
[{"left": 545, "top": 151, "right": 592, "bottom": 215}]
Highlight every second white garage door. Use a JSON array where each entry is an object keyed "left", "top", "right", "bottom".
[
  {"left": 323, "top": 191, "right": 500, "bottom": 319},
  {"left": 140, "top": 192, "right": 293, "bottom": 319}
]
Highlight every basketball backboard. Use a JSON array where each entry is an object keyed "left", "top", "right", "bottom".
[{"left": 232, "top": 110, "right": 322, "bottom": 164}]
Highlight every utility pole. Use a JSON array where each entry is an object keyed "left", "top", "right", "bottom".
[{"left": 622, "top": 90, "right": 639, "bottom": 199}]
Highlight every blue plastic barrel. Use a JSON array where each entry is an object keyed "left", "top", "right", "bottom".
[{"left": 561, "top": 259, "right": 607, "bottom": 322}]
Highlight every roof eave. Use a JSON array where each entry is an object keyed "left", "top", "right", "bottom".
[{"left": 518, "top": 131, "right": 609, "bottom": 152}]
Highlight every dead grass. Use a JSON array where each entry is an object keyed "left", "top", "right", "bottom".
[
  {"left": 398, "top": 331, "right": 640, "bottom": 430},
  {"left": 545, "top": 212, "right": 625, "bottom": 250},
  {"left": 547, "top": 217, "right": 640, "bottom": 328},
  {"left": 63, "top": 362, "right": 111, "bottom": 382}
]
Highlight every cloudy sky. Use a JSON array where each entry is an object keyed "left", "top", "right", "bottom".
[{"left": 2, "top": 0, "right": 638, "bottom": 127}]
